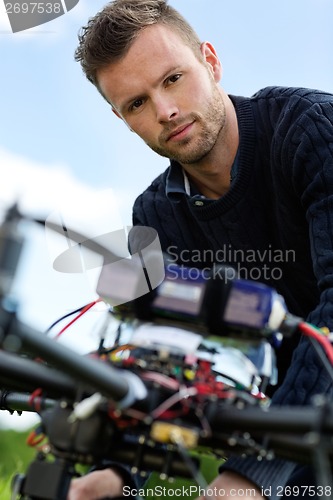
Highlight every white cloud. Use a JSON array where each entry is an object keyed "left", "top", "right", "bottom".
[
  {"left": 0, "top": 409, "right": 40, "bottom": 431},
  {"left": 0, "top": 146, "right": 126, "bottom": 224},
  {"left": 0, "top": 148, "right": 132, "bottom": 429},
  {"left": 0, "top": 146, "right": 136, "bottom": 331}
]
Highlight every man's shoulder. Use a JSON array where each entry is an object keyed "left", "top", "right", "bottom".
[
  {"left": 251, "top": 85, "right": 333, "bottom": 106},
  {"left": 244, "top": 86, "right": 333, "bottom": 133}
]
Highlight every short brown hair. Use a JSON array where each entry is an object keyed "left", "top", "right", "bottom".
[{"left": 74, "top": 0, "right": 202, "bottom": 87}]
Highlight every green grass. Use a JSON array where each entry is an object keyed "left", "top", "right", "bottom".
[
  {"left": 0, "top": 429, "right": 37, "bottom": 498},
  {"left": 0, "top": 429, "right": 224, "bottom": 499}
]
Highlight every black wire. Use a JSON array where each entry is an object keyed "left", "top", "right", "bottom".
[{"left": 44, "top": 303, "right": 91, "bottom": 335}]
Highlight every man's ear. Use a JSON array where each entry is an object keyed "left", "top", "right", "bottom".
[
  {"left": 112, "top": 107, "right": 134, "bottom": 132},
  {"left": 111, "top": 107, "right": 122, "bottom": 119},
  {"left": 200, "top": 41, "right": 222, "bottom": 82}
]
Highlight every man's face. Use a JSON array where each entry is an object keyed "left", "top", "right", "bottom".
[{"left": 97, "top": 24, "right": 226, "bottom": 166}]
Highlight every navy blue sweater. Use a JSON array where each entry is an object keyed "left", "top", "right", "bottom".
[{"left": 132, "top": 87, "right": 333, "bottom": 496}]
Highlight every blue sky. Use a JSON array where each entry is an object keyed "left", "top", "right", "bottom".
[
  {"left": 0, "top": 0, "right": 332, "bottom": 428},
  {"left": 1, "top": 0, "right": 333, "bottom": 207}
]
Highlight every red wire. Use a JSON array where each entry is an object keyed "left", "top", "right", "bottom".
[
  {"left": 299, "top": 321, "right": 333, "bottom": 365},
  {"left": 54, "top": 298, "right": 103, "bottom": 339},
  {"left": 29, "top": 388, "right": 43, "bottom": 412},
  {"left": 26, "top": 428, "right": 46, "bottom": 448}
]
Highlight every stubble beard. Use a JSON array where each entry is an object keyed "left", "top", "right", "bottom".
[{"left": 147, "top": 85, "right": 226, "bottom": 165}]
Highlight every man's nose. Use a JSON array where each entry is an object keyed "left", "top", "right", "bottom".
[{"left": 154, "top": 94, "right": 179, "bottom": 122}]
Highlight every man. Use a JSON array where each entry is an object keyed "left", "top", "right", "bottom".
[{"left": 70, "top": 0, "right": 333, "bottom": 498}]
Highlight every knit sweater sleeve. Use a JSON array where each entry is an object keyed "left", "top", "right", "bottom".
[
  {"left": 271, "top": 93, "right": 333, "bottom": 403},
  {"left": 284, "top": 96, "right": 333, "bottom": 329},
  {"left": 220, "top": 92, "right": 333, "bottom": 497}
]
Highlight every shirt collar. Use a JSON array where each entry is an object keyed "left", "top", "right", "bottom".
[
  {"left": 166, "top": 161, "right": 188, "bottom": 202},
  {"left": 166, "top": 148, "right": 240, "bottom": 203}
]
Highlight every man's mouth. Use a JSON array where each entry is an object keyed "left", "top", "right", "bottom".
[{"left": 166, "top": 122, "right": 194, "bottom": 141}]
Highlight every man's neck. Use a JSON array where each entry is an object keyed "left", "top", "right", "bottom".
[
  {"left": 184, "top": 168, "right": 232, "bottom": 199},
  {"left": 182, "top": 94, "right": 239, "bottom": 199}
]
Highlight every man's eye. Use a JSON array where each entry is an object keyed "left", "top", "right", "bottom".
[
  {"left": 130, "top": 98, "right": 144, "bottom": 111},
  {"left": 167, "top": 74, "right": 181, "bottom": 84}
]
